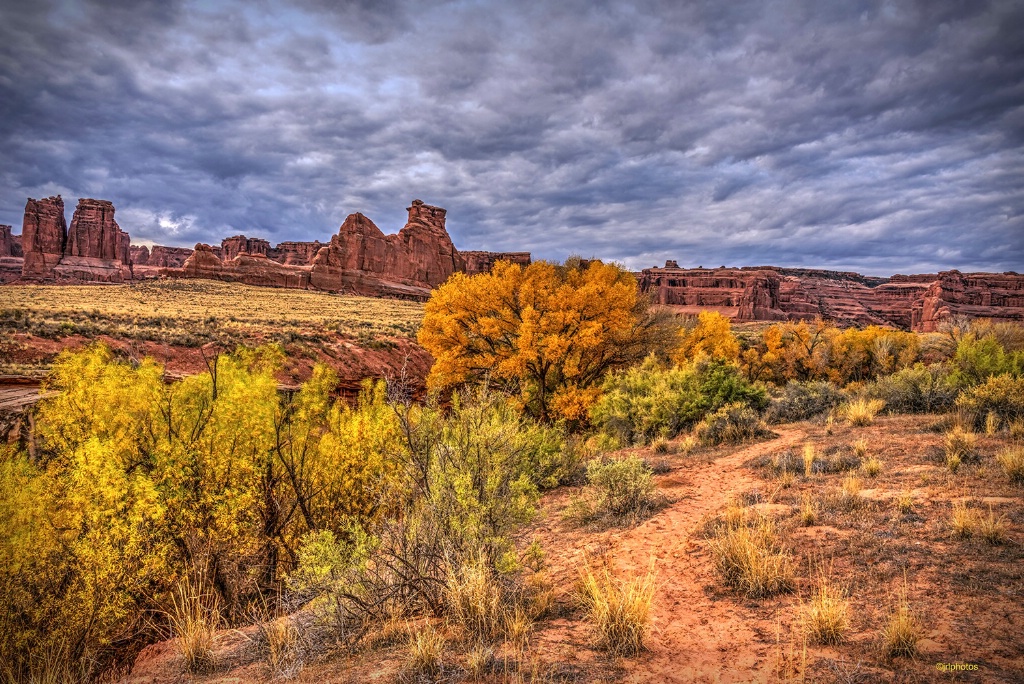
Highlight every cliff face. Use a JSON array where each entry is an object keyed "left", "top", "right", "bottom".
[
  {"left": 178, "top": 243, "right": 311, "bottom": 289},
  {"left": 638, "top": 264, "right": 1024, "bottom": 331},
  {"left": 462, "top": 251, "right": 532, "bottom": 275}
]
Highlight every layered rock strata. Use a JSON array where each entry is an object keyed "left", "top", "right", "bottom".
[
  {"left": 21, "top": 196, "right": 67, "bottom": 278},
  {"left": 461, "top": 251, "right": 532, "bottom": 275},
  {"left": 638, "top": 264, "right": 1024, "bottom": 331}
]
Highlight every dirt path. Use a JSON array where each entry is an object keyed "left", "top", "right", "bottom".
[{"left": 535, "top": 427, "right": 808, "bottom": 683}]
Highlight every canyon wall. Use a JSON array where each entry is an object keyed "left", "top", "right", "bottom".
[{"left": 637, "top": 263, "right": 1024, "bottom": 331}]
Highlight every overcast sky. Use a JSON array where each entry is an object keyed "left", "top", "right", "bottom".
[{"left": 1, "top": 0, "right": 1021, "bottom": 275}]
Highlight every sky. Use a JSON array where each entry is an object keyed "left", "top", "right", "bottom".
[{"left": 1, "top": 0, "right": 1022, "bottom": 275}]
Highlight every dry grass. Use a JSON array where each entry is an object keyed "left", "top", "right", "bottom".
[
  {"left": 977, "top": 507, "right": 1008, "bottom": 545},
  {"left": 944, "top": 426, "right": 977, "bottom": 473},
  {"left": 407, "top": 623, "right": 445, "bottom": 678},
  {"left": 895, "top": 491, "right": 914, "bottom": 515},
  {"left": 800, "top": 495, "right": 817, "bottom": 526},
  {"left": 259, "top": 616, "right": 303, "bottom": 679},
  {"left": 445, "top": 561, "right": 505, "bottom": 643},
  {"left": 1009, "top": 418, "right": 1024, "bottom": 441},
  {"left": 851, "top": 439, "right": 869, "bottom": 460},
  {"left": 986, "top": 410, "right": 1001, "bottom": 436},
  {"left": 841, "top": 398, "right": 885, "bottom": 426},
  {"left": 840, "top": 474, "right": 861, "bottom": 500},
  {"left": 577, "top": 559, "right": 656, "bottom": 655},
  {"left": 650, "top": 437, "right": 671, "bottom": 454},
  {"left": 464, "top": 643, "right": 495, "bottom": 679},
  {"left": 950, "top": 501, "right": 981, "bottom": 538},
  {"left": 880, "top": 592, "right": 923, "bottom": 658},
  {"left": 0, "top": 280, "right": 423, "bottom": 363},
  {"left": 996, "top": 445, "right": 1024, "bottom": 483},
  {"left": 707, "top": 515, "right": 793, "bottom": 598},
  {"left": 861, "top": 457, "right": 882, "bottom": 478},
  {"left": 802, "top": 573, "right": 850, "bottom": 645},
  {"left": 167, "top": 572, "right": 220, "bottom": 674},
  {"left": 803, "top": 443, "right": 815, "bottom": 478}
]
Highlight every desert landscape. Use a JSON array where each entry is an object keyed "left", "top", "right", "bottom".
[{"left": 3, "top": 1, "right": 1023, "bottom": 683}]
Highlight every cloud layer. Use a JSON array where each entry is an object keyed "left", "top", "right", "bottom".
[{"left": 1, "top": 0, "right": 1021, "bottom": 274}]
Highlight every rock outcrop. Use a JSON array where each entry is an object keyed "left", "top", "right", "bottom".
[
  {"left": 638, "top": 264, "right": 1024, "bottom": 331},
  {"left": 0, "top": 225, "right": 22, "bottom": 258},
  {"left": 21, "top": 196, "right": 67, "bottom": 278},
  {"left": 269, "top": 241, "right": 324, "bottom": 266},
  {"left": 461, "top": 251, "right": 532, "bottom": 275},
  {"left": 308, "top": 200, "right": 464, "bottom": 297},
  {"left": 221, "top": 235, "right": 270, "bottom": 261},
  {"left": 179, "top": 243, "right": 311, "bottom": 289},
  {"left": 54, "top": 199, "right": 132, "bottom": 282}
]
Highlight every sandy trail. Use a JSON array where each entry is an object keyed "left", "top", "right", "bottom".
[{"left": 536, "top": 427, "right": 807, "bottom": 683}]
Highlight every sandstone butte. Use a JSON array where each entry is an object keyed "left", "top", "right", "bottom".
[{"left": 3, "top": 196, "right": 1022, "bottom": 332}]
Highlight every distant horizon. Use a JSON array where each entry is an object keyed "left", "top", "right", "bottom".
[
  {"left": 2, "top": 1, "right": 1021, "bottom": 276},
  {"left": 7, "top": 191, "right": 1020, "bottom": 280}
]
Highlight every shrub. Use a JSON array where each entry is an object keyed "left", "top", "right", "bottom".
[
  {"left": 590, "top": 356, "right": 767, "bottom": 445},
  {"left": 1010, "top": 418, "right": 1024, "bottom": 441},
  {"left": 803, "top": 574, "right": 850, "bottom": 645},
  {"left": 765, "top": 380, "right": 846, "bottom": 423},
  {"left": 996, "top": 446, "right": 1024, "bottom": 483},
  {"left": 577, "top": 560, "right": 655, "bottom": 655},
  {"left": 956, "top": 375, "right": 1024, "bottom": 427},
  {"left": 571, "top": 456, "right": 657, "bottom": 523},
  {"left": 707, "top": 516, "right": 793, "bottom": 598},
  {"left": 986, "top": 411, "right": 1001, "bottom": 435},
  {"left": 864, "top": 363, "right": 957, "bottom": 414},
  {"left": 694, "top": 402, "right": 775, "bottom": 446},
  {"left": 840, "top": 398, "right": 885, "bottom": 426}
]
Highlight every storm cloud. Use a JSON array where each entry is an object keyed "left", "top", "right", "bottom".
[{"left": 1, "top": 0, "right": 1021, "bottom": 274}]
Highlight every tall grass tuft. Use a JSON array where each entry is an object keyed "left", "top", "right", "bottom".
[
  {"left": 881, "top": 590, "right": 922, "bottom": 658},
  {"left": 577, "top": 559, "right": 656, "bottom": 655},
  {"left": 445, "top": 560, "right": 505, "bottom": 643},
  {"left": 996, "top": 446, "right": 1024, "bottom": 483},
  {"left": 407, "top": 623, "right": 445, "bottom": 678},
  {"left": 803, "top": 443, "right": 816, "bottom": 478},
  {"left": 841, "top": 398, "right": 885, "bottom": 426},
  {"left": 707, "top": 515, "right": 793, "bottom": 598},
  {"left": 944, "top": 426, "right": 976, "bottom": 473},
  {"left": 168, "top": 571, "right": 220, "bottom": 674},
  {"left": 802, "top": 573, "right": 850, "bottom": 645},
  {"left": 977, "top": 507, "right": 1007, "bottom": 545},
  {"left": 950, "top": 501, "right": 980, "bottom": 538}
]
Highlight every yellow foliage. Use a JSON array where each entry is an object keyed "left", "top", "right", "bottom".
[
  {"left": 418, "top": 259, "right": 655, "bottom": 421},
  {"left": 673, "top": 311, "right": 739, "bottom": 364}
]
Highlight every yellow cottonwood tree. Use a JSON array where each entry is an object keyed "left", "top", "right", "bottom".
[
  {"left": 418, "top": 259, "right": 660, "bottom": 422},
  {"left": 672, "top": 311, "right": 740, "bottom": 363}
]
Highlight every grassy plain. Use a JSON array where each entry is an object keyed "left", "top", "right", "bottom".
[{"left": 0, "top": 280, "right": 425, "bottom": 378}]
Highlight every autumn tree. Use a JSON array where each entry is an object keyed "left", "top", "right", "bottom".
[
  {"left": 672, "top": 310, "right": 740, "bottom": 363},
  {"left": 418, "top": 259, "right": 665, "bottom": 422}
]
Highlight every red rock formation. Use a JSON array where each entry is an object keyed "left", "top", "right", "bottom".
[
  {"left": 0, "top": 225, "right": 22, "bottom": 258},
  {"left": 461, "top": 251, "right": 532, "bottom": 276},
  {"left": 309, "top": 200, "right": 464, "bottom": 297},
  {"left": 638, "top": 265, "right": 1024, "bottom": 331},
  {"left": 21, "top": 196, "right": 67, "bottom": 278},
  {"left": 53, "top": 198, "right": 132, "bottom": 282},
  {"left": 129, "top": 245, "right": 150, "bottom": 266},
  {"left": 149, "top": 246, "right": 193, "bottom": 268},
  {"left": 178, "top": 243, "right": 311, "bottom": 289},
  {"left": 269, "top": 241, "right": 324, "bottom": 266},
  {"left": 221, "top": 235, "right": 270, "bottom": 261}
]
